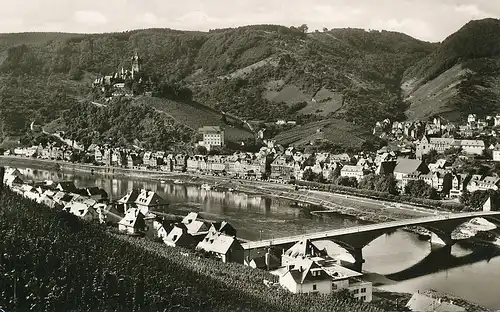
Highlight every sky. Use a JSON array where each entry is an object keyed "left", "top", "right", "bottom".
[{"left": 0, "top": 0, "right": 499, "bottom": 42}]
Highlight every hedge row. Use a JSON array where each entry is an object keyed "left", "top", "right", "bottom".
[{"left": 294, "top": 180, "right": 465, "bottom": 212}]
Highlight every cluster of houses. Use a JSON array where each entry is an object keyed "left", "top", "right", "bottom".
[
  {"left": 374, "top": 114, "right": 500, "bottom": 142},
  {"left": 1, "top": 166, "right": 376, "bottom": 301},
  {"left": 372, "top": 115, "right": 500, "bottom": 162},
  {"left": 7, "top": 139, "right": 500, "bottom": 200}
]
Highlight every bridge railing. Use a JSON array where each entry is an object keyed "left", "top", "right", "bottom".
[{"left": 241, "top": 211, "right": 500, "bottom": 249}]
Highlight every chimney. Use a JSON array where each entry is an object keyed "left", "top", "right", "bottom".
[{"left": 265, "top": 249, "right": 271, "bottom": 271}]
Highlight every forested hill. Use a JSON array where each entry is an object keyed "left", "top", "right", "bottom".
[
  {"left": 1, "top": 20, "right": 499, "bottom": 149},
  {"left": 403, "top": 18, "right": 500, "bottom": 121}
]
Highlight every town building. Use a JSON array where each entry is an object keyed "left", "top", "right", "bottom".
[
  {"left": 118, "top": 208, "right": 146, "bottom": 235},
  {"left": 393, "top": 159, "right": 429, "bottom": 185},
  {"left": 196, "top": 231, "right": 244, "bottom": 264},
  {"left": 340, "top": 165, "right": 368, "bottom": 181},
  {"left": 198, "top": 126, "right": 225, "bottom": 151}
]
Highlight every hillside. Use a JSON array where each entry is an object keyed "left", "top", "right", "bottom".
[
  {"left": 5, "top": 21, "right": 500, "bottom": 148},
  {"left": 403, "top": 18, "right": 500, "bottom": 121},
  {"left": 0, "top": 25, "right": 437, "bottom": 149},
  {"left": 0, "top": 189, "right": 398, "bottom": 312}
]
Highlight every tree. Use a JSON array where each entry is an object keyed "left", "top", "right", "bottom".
[
  {"left": 322, "top": 27, "right": 329, "bottom": 32},
  {"left": 359, "top": 174, "right": 399, "bottom": 195},
  {"left": 298, "top": 24, "right": 309, "bottom": 34},
  {"left": 404, "top": 180, "right": 439, "bottom": 199}
]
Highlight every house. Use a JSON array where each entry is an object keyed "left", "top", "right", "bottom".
[
  {"left": 118, "top": 208, "right": 146, "bottom": 236},
  {"left": 493, "top": 144, "right": 500, "bottom": 162},
  {"left": 134, "top": 189, "right": 169, "bottom": 215},
  {"left": 276, "top": 257, "right": 372, "bottom": 301},
  {"left": 196, "top": 232, "right": 244, "bottom": 264},
  {"left": 84, "top": 187, "right": 108, "bottom": 201},
  {"left": 393, "top": 158, "right": 429, "bottom": 184},
  {"left": 270, "top": 156, "right": 295, "bottom": 180},
  {"left": 245, "top": 249, "right": 280, "bottom": 270},
  {"left": 117, "top": 189, "right": 141, "bottom": 212},
  {"left": 164, "top": 225, "right": 197, "bottom": 248},
  {"left": 185, "top": 219, "right": 211, "bottom": 235},
  {"left": 340, "top": 165, "right": 368, "bottom": 181},
  {"left": 56, "top": 181, "right": 78, "bottom": 193},
  {"left": 53, "top": 191, "right": 76, "bottom": 206},
  {"left": 198, "top": 126, "right": 225, "bottom": 151},
  {"left": 5, "top": 175, "right": 23, "bottom": 187},
  {"left": 457, "top": 139, "right": 485, "bottom": 155},
  {"left": 416, "top": 136, "right": 456, "bottom": 159},
  {"left": 406, "top": 291, "right": 465, "bottom": 312},
  {"left": 63, "top": 202, "right": 99, "bottom": 222},
  {"left": 467, "top": 176, "right": 500, "bottom": 193},
  {"left": 450, "top": 174, "right": 471, "bottom": 199},
  {"left": 281, "top": 239, "right": 329, "bottom": 267},
  {"left": 209, "top": 221, "right": 237, "bottom": 237}
]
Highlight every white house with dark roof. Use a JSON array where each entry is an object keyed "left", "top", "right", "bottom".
[
  {"left": 164, "top": 225, "right": 197, "bottom": 248},
  {"left": 63, "top": 202, "right": 99, "bottom": 222},
  {"left": 118, "top": 208, "right": 146, "bottom": 235},
  {"left": 134, "top": 189, "right": 169, "bottom": 215},
  {"left": 196, "top": 231, "right": 244, "bottom": 263},
  {"left": 117, "top": 189, "right": 141, "bottom": 211},
  {"left": 276, "top": 257, "right": 372, "bottom": 301},
  {"left": 393, "top": 158, "right": 429, "bottom": 184}
]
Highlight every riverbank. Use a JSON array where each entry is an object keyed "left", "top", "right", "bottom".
[{"left": 0, "top": 156, "right": 444, "bottom": 222}]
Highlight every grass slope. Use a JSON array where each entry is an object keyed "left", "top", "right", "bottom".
[
  {"left": 403, "top": 18, "right": 500, "bottom": 120},
  {"left": 273, "top": 119, "right": 374, "bottom": 150},
  {"left": 0, "top": 189, "right": 390, "bottom": 312},
  {"left": 132, "top": 96, "right": 254, "bottom": 142}
]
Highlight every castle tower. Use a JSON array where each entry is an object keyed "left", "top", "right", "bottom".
[{"left": 131, "top": 52, "right": 141, "bottom": 79}]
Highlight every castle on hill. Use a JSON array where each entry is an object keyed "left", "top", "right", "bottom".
[{"left": 92, "top": 52, "right": 150, "bottom": 97}]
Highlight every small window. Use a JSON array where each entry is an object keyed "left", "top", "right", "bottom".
[
  {"left": 361, "top": 296, "right": 366, "bottom": 301},
  {"left": 353, "top": 289, "right": 359, "bottom": 294},
  {"left": 312, "top": 284, "right": 317, "bottom": 291},
  {"left": 361, "top": 288, "right": 366, "bottom": 293}
]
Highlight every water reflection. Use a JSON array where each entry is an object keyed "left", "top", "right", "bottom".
[{"left": 13, "top": 165, "right": 500, "bottom": 309}]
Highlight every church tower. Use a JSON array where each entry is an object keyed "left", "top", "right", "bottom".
[{"left": 131, "top": 52, "right": 141, "bottom": 78}]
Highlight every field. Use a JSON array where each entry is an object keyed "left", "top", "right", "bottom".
[
  {"left": 273, "top": 118, "right": 374, "bottom": 150},
  {"left": 133, "top": 96, "right": 254, "bottom": 142}
]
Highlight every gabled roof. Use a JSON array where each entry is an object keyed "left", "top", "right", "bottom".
[
  {"left": 118, "top": 208, "right": 145, "bottom": 228},
  {"left": 118, "top": 189, "right": 140, "bottom": 205},
  {"left": 186, "top": 220, "right": 210, "bottom": 234},
  {"left": 57, "top": 181, "right": 77, "bottom": 192},
  {"left": 197, "top": 232, "right": 241, "bottom": 255},
  {"left": 284, "top": 239, "right": 325, "bottom": 259},
  {"left": 199, "top": 126, "right": 222, "bottom": 133},
  {"left": 182, "top": 212, "right": 199, "bottom": 225},
  {"left": 394, "top": 158, "right": 427, "bottom": 174},
  {"left": 377, "top": 161, "right": 397, "bottom": 174},
  {"left": 406, "top": 292, "right": 465, "bottom": 312},
  {"left": 134, "top": 189, "right": 168, "bottom": 207}
]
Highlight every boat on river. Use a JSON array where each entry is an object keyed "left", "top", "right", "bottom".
[{"left": 201, "top": 183, "right": 212, "bottom": 190}]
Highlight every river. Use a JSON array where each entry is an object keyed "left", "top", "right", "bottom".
[{"left": 15, "top": 166, "right": 500, "bottom": 309}]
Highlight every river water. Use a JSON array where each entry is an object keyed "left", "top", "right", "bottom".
[{"left": 15, "top": 166, "right": 500, "bottom": 309}]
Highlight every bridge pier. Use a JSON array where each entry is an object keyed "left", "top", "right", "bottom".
[
  {"left": 429, "top": 232, "right": 455, "bottom": 250},
  {"left": 351, "top": 248, "right": 365, "bottom": 272}
]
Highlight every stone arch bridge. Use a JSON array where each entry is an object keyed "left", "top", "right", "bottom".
[{"left": 242, "top": 211, "right": 500, "bottom": 269}]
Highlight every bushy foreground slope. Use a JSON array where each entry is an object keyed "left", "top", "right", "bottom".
[{"left": 0, "top": 189, "right": 392, "bottom": 312}]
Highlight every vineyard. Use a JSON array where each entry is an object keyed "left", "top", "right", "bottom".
[{"left": 0, "top": 188, "right": 403, "bottom": 311}]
